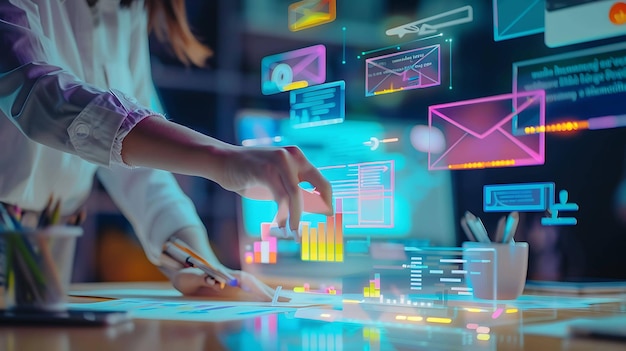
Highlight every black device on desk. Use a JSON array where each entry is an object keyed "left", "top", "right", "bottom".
[{"left": 0, "top": 309, "right": 131, "bottom": 326}]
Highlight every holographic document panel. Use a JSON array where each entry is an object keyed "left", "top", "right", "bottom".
[
  {"left": 321, "top": 160, "right": 395, "bottom": 228},
  {"left": 290, "top": 80, "right": 345, "bottom": 128}
]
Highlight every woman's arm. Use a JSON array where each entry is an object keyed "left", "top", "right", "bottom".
[{"left": 122, "top": 116, "right": 333, "bottom": 233}]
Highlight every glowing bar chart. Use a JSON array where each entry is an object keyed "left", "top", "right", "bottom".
[
  {"left": 301, "top": 199, "right": 344, "bottom": 262},
  {"left": 250, "top": 223, "right": 277, "bottom": 264},
  {"left": 363, "top": 273, "right": 381, "bottom": 298}
]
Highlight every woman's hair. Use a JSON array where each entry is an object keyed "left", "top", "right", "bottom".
[
  {"left": 143, "top": 0, "right": 213, "bottom": 66},
  {"left": 109, "top": 0, "right": 212, "bottom": 66}
]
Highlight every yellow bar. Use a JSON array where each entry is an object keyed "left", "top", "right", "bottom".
[
  {"left": 310, "top": 227, "right": 318, "bottom": 261},
  {"left": 327, "top": 215, "right": 335, "bottom": 261},
  {"left": 335, "top": 212, "right": 343, "bottom": 262},
  {"left": 363, "top": 287, "right": 370, "bottom": 297},
  {"left": 426, "top": 317, "right": 452, "bottom": 324},
  {"left": 318, "top": 222, "right": 326, "bottom": 261},
  {"left": 301, "top": 223, "right": 310, "bottom": 261}
]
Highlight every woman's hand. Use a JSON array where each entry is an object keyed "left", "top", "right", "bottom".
[
  {"left": 217, "top": 145, "right": 333, "bottom": 239},
  {"left": 123, "top": 117, "right": 333, "bottom": 240},
  {"left": 169, "top": 267, "right": 276, "bottom": 302}
]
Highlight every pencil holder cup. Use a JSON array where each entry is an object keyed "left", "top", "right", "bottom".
[
  {"left": 1, "top": 225, "right": 83, "bottom": 311},
  {"left": 462, "top": 242, "right": 528, "bottom": 300}
]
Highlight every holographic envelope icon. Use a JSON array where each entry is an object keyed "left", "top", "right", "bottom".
[
  {"left": 261, "top": 45, "right": 326, "bottom": 95},
  {"left": 428, "top": 90, "right": 546, "bottom": 171},
  {"left": 288, "top": 0, "right": 337, "bottom": 32},
  {"left": 365, "top": 45, "right": 440, "bottom": 97},
  {"left": 493, "top": 0, "right": 545, "bottom": 41}
]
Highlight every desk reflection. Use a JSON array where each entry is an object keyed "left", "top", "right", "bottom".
[{"left": 2, "top": 301, "right": 625, "bottom": 351}]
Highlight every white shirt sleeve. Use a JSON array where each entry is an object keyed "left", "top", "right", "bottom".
[
  {"left": 0, "top": 1, "right": 156, "bottom": 167},
  {"left": 96, "top": 164, "right": 207, "bottom": 265},
  {"left": 95, "top": 1, "right": 208, "bottom": 264}
]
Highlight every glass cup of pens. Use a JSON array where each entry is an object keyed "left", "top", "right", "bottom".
[
  {"left": 1, "top": 225, "right": 83, "bottom": 311},
  {"left": 461, "top": 211, "right": 529, "bottom": 300}
]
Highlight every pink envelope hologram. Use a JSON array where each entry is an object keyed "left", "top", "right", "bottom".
[{"left": 428, "top": 90, "right": 546, "bottom": 171}]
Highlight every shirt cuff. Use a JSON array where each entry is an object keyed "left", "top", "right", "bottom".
[{"left": 67, "top": 89, "right": 164, "bottom": 167}]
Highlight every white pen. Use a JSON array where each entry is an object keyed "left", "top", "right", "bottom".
[
  {"left": 501, "top": 211, "right": 519, "bottom": 244},
  {"left": 464, "top": 211, "right": 490, "bottom": 243},
  {"left": 494, "top": 216, "right": 506, "bottom": 243},
  {"left": 460, "top": 217, "right": 476, "bottom": 242}
]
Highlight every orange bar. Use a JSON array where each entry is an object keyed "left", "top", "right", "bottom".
[
  {"left": 327, "top": 215, "right": 335, "bottom": 262},
  {"left": 269, "top": 252, "right": 276, "bottom": 264},
  {"left": 318, "top": 222, "right": 326, "bottom": 261},
  {"left": 254, "top": 252, "right": 261, "bottom": 263},
  {"left": 301, "top": 223, "right": 310, "bottom": 261},
  {"left": 335, "top": 212, "right": 344, "bottom": 262},
  {"left": 310, "top": 228, "right": 318, "bottom": 261}
]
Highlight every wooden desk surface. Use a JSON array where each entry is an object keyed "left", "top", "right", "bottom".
[{"left": 1, "top": 282, "right": 625, "bottom": 351}]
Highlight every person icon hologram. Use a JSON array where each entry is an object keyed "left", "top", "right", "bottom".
[{"left": 541, "top": 189, "right": 579, "bottom": 226}]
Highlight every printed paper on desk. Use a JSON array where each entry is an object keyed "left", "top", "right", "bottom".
[
  {"left": 261, "top": 45, "right": 326, "bottom": 95},
  {"left": 365, "top": 45, "right": 441, "bottom": 97},
  {"left": 428, "top": 90, "right": 545, "bottom": 171},
  {"left": 288, "top": 0, "right": 336, "bottom": 32}
]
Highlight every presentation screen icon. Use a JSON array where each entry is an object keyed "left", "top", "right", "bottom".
[
  {"left": 428, "top": 91, "right": 545, "bottom": 171},
  {"left": 290, "top": 80, "right": 345, "bottom": 128},
  {"left": 365, "top": 45, "right": 440, "bottom": 97},
  {"left": 542, "top": 190, "right": 579, "bottom": 226},
  {"left": 288, "top": 0, "right": 336, "bottom": 32},
  {"left": 261, "top": 45, "right": 326, "bottom": 95},
  {"left": 484, "top": 182, "right": 579, "bottom": 226},
  {"left": 493, "top": 0, "right": 544, "bottom": 41},
  {"left": 385, "top": 5, "right": 473, "bottom": 38}
]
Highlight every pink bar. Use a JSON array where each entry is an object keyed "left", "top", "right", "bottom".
[
  {"left": 254, "top": 241, "right": 261, "bottom": 252},
  {"left": 261, "top": 222, "right": 271, "bottom": 240},
  {"left": 335, "top": 198, "right": 343, "bottom": 213},
  {"left": 268, "top": 236, "right": 277, "bottom": 252}
]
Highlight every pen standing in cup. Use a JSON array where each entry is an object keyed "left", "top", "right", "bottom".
[
  {"left": 460, "top": 217, "right": 476, "bottom": 242},
  {"left": 501, "top": 211, "right": 519, "bottom": 244},
  {"left": 464, "top": 211, "right": 491, "bottom": 243},
  {"left": 494, "top": 215, "right": 507, "bottom": 243}
]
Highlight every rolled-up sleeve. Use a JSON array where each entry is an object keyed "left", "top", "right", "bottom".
[{"left": 0, "top": 1, "right": 156, "bottom": 167}]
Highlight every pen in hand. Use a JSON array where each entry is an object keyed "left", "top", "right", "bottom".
[{"left": 162, "top": 239, "right": 238, "bottom": 288}]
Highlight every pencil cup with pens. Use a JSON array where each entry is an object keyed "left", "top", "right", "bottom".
[
  {"left": 0, "top": 201, "right": 84, "bottom": 311},
  {"left": 461, "top": 211, "right": 528, "bottom": 300}
]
